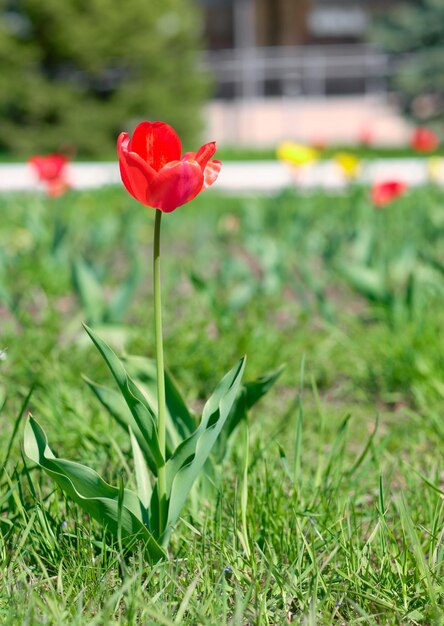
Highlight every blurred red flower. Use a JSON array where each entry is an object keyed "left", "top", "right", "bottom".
[
  {"left": 411, "top": 128, "right": 439, "bottom": 152},
  {"left": 311, "top": 136, "right": 327, "bottom": 151},
  {"left": 29, "top": 153, "right": 70, "bottom": 196},
  {"left": 117, "top": 121, "right": 221, "bottom": 213},
  {"left": 371, "top": 180, "right": 407, "bottom": 207},
  {"left": 358, "top": 125, "right": 374, "bottom": 146}
]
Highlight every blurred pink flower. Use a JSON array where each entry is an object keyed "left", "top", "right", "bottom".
[{"left": 358, "top": 125, "right": 374, "bottom": 146}]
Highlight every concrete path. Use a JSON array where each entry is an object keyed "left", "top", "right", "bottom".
[{"left": 0, "top": 159, "right": 443, "bottom": 193}]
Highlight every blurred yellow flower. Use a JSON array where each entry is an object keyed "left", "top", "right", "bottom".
[
  {"left": 277, "top": 142, "right": 318, "bottom": 166},
  {"left": 427, "top": 156, "right": 444, "bottom": 182},
  {"left": 334, "top": 152, "right": 360, "bottom": 179}
]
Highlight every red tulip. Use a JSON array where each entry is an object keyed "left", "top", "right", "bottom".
[
  {"left": 29, "top": 153, "right": 68, "bottom": 181},
  {"left": 371, "top": 180, "right": 407, "bottom": 207},
  {"left": 311, "top": 136, "right": 327, "bottom": 151},
  {"left": 411, "top": 128, "right": 439, "bottom": 152},
  {"left": 29, "top": 153, "right": 70, "bottom": 196},
  {"left": 359, "top": 125, "right": 374, "bottom": 146},
  {"left": 117, "top": 121, "right": 222, "bottom": 213},
  {"left": 45, "top": 178, "right": 70, "bottom": 197}
]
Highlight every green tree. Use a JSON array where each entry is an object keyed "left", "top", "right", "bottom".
[
  {"left": 375, "top": 0, "right": 444, "bottom": 128},
  {"left": 0, "top": 0, "right": 209, "bottom": 156}
]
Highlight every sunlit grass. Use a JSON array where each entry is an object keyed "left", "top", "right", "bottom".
[{"left": 1, "top": 185, "right": 444, "bottom": 624}]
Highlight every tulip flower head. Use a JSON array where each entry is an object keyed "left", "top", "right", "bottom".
[
  {"left": 117, "top": 121, "right": 221, "bottom": 213},
  {"left": 428, "top": 156, "right": 444, "bottom": 183},
  {"left": 334, "top": 152, "right": 360, "bottom": 179},
  {"left": 371, "top": 180, "right": 407, "bottom": 208},
  {"left": 311, "top": 136, "right": 327, "bottom": 152},
  {"left": 277, "top": 141, "right": 318, "bottom": 167},
  {"left": 411, "top": 128, "right": 439, "bottom": 153},
  {"left": 29, "top": 153, "right": 70, "bottom": 196},
  {"left": 358, "top": 125, "right": 374, "bottom": 146}
]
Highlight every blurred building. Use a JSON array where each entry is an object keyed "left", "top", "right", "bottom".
[
  {"left": 198, "top": 0, "right": 410, "bottom": 146},
  {"left": 202, "top": 0, "right": 400, "bottom": 50}
]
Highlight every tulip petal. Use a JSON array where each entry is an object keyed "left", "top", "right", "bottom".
[
  {"left": 194, "top": 142, "right": 217, "bottom": 170},
  {"left": 117, "top": 133, "right": 138, "bottom": 200},
  {"left": 202, "top": 159, "right": 222, "bottom": 189},
  {"left": 151, "top": 160, "right": 203, "bottom": 213},
  {"left": 130, "top": 121, "right": 182, "bottom": 171},
  {"left": 182, "top": 143, "right": 221, "bottom": 189},
  {"left": 125, "top": 153, "right": 158, "bottom": 206},
  {"left": 118, "top": 136, "right": 158, "bottom": 206}
]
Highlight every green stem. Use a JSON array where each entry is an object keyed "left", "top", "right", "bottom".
[{"left": 153, "top": 209, "right": 167, "bottom": 536}]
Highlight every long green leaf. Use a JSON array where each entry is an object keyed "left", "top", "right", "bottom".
[
  {"left": 72, "top": 258, "right": 106, "bottom": 325},
  {"left": 3, "top": 385, "right": 34, "bottom": 467},
  {"left": 212, "top": 364, "right": 285, "bottom": 462},
  {"left": 84, "top": 371, "right": 179, "bottom": 462},
  {"left": 244, "top": 364, "right": 285, "bottom": 411},
  {"left": 82, "top": 376, "right": 155, "bottom": 471},
  {"left": 154, "top": 357, "right": 246, "bottom": 541},
  {"left": 124, "top": 356, "right": 196, "bottom": 441},
  {"left": 129, "top": 427, "right": 152, "bottom": 509},
  {"left": 83, "top": 325, "right": 163, "bottom": 474},
  {"left": 339, "top": 264, "right": 389, "bottom": 303},
  {"left": 108, "top": 257, "right": 141, "bottom": 322},
  {"left": 24, "top": 417, "right": 166, "bottom": 562}
]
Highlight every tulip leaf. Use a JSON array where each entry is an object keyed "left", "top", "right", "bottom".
[
  {"left": 89, "top": 354, "right": 195, "bottom": 455},
  {"left": 154, "top": 356, "right": 246, "bottom": 541},
  {"left": 339, "top": 264, "right": 389, "bottom": 303},
  {"left": 129, "top": 427, "right": 152, "bottom": 509},
  {"left": 124, "top": 356, "right": 196, "bottom": 441},
  {"left": 83, "top": 376, "right": 157, "bottom": 473},
  {"left": 212, "top": 364, "right": 285, "bottom": 463},
  {"left": 72, "top": 258, "right": 106, "bottom": 325},
  {"left": 108, "top": 256, "right": 141, "bottom": 322},
  {"left": 24, "top": 416, "right": 166, "bottom": 562},
  {"left": 83, "top": 366, "right": 185, "bottom": 462},
  {"left": 83, "top": 325, "right": 163, "bottom": 474},
  {"left": 243, "top": 363, "right": 286, "bottom": 410}
]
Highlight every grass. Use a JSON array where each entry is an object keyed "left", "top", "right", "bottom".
[
  {"left": 216, "top": 145, "right": 444, "bottom": 162},
  {"left": 1, "top": 184, "right": 444, "bottom": 624},
  {"left": 1, "top": 145, "right": 443, "bottom": 163}
]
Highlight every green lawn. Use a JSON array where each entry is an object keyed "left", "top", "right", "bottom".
[
  {"left": 1, "top": 145, "right": 443, "bottom": 162},
  {"left": 217, "top": 145, "right": 444, "bottom": 161},
  {"left": 1, "top": 185, "right": 444, "bottom": 624}
]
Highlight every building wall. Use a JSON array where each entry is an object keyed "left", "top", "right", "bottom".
[
  {"left": 203, "top": 2, "right": 233, "bottom": 49},
  {"left": 256, "top": 0, "right": 311, "bottom": 46},
  {"left": 205, "top": 95, "right": 411, "bottom": 146},
  {"left": 200, "top": 0, "right": 402, "bottom": 50}
]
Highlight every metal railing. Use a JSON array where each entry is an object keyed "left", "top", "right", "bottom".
[{"left": 204, "top": 44, "right": 404, "bottom": 99}]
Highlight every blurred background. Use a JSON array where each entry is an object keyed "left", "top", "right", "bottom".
[
  {"left": 0, "top": 0, "right": 442, "bottom": 155},
  {"left": 202, "top": 0, "right": 438, "bottom": 145}
]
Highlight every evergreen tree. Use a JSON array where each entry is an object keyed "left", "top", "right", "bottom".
[
  {"left": 0, "top": 0, "right": 209, "bottom": 156},
  {"left": 375, "top": 0, "right": 444, "bottom": 128}
]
